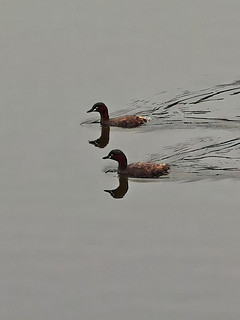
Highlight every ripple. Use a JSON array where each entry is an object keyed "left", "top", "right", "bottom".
[
  {"left": 149, "top": 136, "right": 240, "bottom": 181},
  {"left": 83, "top": 80, "right": 240, "bottom": 181}
]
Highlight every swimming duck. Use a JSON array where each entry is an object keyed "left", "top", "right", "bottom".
[
  {"left": 87, "top": 102, "right": 149, "bottom": 128},
  {"left": 103, "top": 149, "right": 170, "bottom": 178}
]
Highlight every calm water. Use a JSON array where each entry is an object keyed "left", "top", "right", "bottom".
[{"left": 1, "top": 1, "right": 240, "bottom": 319}]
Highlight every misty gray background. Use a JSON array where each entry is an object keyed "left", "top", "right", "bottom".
[{"left": 1, "top": 1, "right": 240, "bottom": 319}]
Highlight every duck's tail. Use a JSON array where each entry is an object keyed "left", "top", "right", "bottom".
[{"left": 140, "top": 116, "right": 151, "bottom": 123}]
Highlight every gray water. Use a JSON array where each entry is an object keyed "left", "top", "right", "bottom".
[{"left": 1, "top": 1, "right": 240, "bottom": 319}]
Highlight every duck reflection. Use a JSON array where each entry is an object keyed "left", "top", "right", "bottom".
[
  {"left": 89, "top": 125, "right": 110, "bottom": 148},
  {"left": 104, "top": 174, "right": 129, "bottom": 199}
]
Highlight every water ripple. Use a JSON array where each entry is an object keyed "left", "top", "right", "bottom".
[
  {"left": 83, "top": 80, "right": 240, "bottom": 181},
  {"left": 130, "top": 80, "right": 240, "bottom": 130},
  {"left": 149, "top": 136, "right": 240, "bottom": 181}
]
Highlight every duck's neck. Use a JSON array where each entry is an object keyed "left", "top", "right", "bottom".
[
  {"left": 99, "top": 108, "right": 109, "bottom": 123},
  {"left": 117, "top": 154, "right": 128, "bottom": 171}
]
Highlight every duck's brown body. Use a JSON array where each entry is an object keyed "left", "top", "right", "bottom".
[
  {"left": 102, "top": 115, "right": 148, "bottom": 128},
  {"left": 87, "top": 102, "right": 149, "bottom": 128},
  {"left": 119, "top": 162, "right": 170, "bottom": 178},
  {"left": 103, "top": 149, "right": 170, "bottom": 178}
]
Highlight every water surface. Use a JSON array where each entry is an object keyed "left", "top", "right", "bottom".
[{"left": 1, "top": 1, "right": 240, "bottom": 319}]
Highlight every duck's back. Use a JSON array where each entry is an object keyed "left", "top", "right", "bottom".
[
  {"left": 120, "top": 162, "right": 170, "bottom": 178},
  {"left": 104, "top": 115, "right": 149, "bottom": 128}
]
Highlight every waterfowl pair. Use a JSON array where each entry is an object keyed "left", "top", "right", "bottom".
[{"left": 87, "top": 103, "right": 169, "bottom": 178}]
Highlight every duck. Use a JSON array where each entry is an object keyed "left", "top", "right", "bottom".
[
  {"left": 87, "top": 102, "right": 149, "bottom": 128},
  {"left": 103, "top": 149, "right": 170, "bottom": 178}
]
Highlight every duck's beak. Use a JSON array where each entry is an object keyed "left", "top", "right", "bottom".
[
  {"left": 102, "top": 155, "right": 109, "bottom": 159},
  {"left": 87, "top": 106, "right": 97, "bottom": 113}
]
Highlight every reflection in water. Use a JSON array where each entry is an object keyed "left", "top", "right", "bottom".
[
  {"left": 88, "top": 125, "right": 110, "bottom": 148},
  {"left": 104, "top": 174, "right": 129, "bottom": 199}
]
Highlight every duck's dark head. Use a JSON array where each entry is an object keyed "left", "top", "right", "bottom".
[
  {"left": 103, "top": 149, "right": 128, "bottom": 170},
  {"left": 87, "top": 102, "right": 109, "bottom": 120}
]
